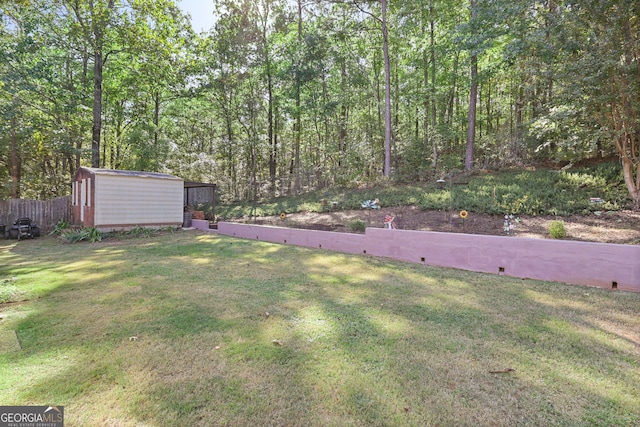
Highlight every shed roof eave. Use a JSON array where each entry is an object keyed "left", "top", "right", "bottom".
[
  {"left": 78, "top": 167, "right": 182, "bottom": 181},
  {"left": 183, "top": 182, "right": 217, "bottom": 188}
]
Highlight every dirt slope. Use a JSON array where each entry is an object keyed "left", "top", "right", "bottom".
[{"left": 239, "top": 207, "right": 640, "bottom": 245}]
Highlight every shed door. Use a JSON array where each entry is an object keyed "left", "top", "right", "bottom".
[{"left": 80, "top": 179, "right": 86, "bottom": 222}]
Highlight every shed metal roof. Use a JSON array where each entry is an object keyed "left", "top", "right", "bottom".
[
  {"left": 184, "top": 181, "right": 217, "bottom": 188},
  {"left": 80, "top": 167, "right": 182, "bottom": 181}
]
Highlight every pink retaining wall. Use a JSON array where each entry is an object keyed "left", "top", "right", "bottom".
[
  {"left": 217, "top": 222, "right": 367, "bottom": 254},
  {"left": 191, "top": 219, "right": 210, "bottom": 231},
  {"left": 217, "top": 222, "right": 640, "bottom": 292}
]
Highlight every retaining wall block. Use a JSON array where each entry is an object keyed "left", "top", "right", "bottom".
[{"left": 217, "top": 222, "right": 640, "bottom": 292}]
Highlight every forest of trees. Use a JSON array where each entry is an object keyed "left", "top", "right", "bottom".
[{"left": 1, "top": 0, "right": 639, "bottom": 208}]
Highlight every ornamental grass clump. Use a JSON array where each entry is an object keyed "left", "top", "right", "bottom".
[
  {"left": 60, "top": 226, "right": 103, "bottom": 243},
  {"left": 549, "top": 220, "right": 566, "bottom": 239},
  {"left": 349, "top": 220, "right": 366, "bottom": 232}
]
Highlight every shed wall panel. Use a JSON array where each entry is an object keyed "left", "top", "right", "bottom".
[{"left": 94, "top": 175, "right": 183, "bottom": 226}]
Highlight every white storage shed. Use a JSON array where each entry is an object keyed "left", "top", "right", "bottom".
[{"left": 72, "top": 167, "right": 184, "bottom": 231}]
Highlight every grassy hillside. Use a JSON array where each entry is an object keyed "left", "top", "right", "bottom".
[{"left": 218, "top": 162, "right": 629, "bottom": 219}]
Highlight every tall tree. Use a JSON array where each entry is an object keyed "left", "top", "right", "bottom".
[
  {"left": 465, "top": 0, "right": 477, "bottom": 171},
  {"left": 553, "top": 1, "right": 640, "bottom": 208},
  {"left": 381, "top": 0, "right": 392, "bottom": 176},
  {"left": 292, "top": 0, "right": 303, "bottom": 192},
  {"left": 57, "top": 0, "right": 118, "bottom": 168}
]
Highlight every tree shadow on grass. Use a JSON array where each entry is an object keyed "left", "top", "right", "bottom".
[{"left": 1, "top": 234, "right": 639, "bottom": 426}]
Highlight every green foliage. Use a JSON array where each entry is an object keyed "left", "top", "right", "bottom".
[
  {"left": 162, "top": 226, "right": 177, "bottom": 234},
  {"left": 87, "top": 227, "right": 103, "bottom": 242},
  {"left": 426, "top": 164, "right": 628, "bottom": 216},
  {"left": 349, "top": 220, "right": 366, "bottom": 232},
  {"left": 59, "top": 227, "right": 104, "bottom": 243},
  {"left": 2, "top": 0, "right": 638, "bottom": 207},
  {"left": 0, "top": 277, "right": 22, "bottom": 303},
  {"left": 48, "top": 220, "right": 70, "bottom": 236},
  {"left": 549, "top": 220, "right": 566, "bottom": 239},
  {"left": 126, "top": 226, "right": 152, "bottom": 238},
  {"left": 193, "top": 202, "right": 215, "bottom": 220},
  {"left": 59, "top": 228, "right": 85, "bottom": 244},
  {"left": 57, "top": 225, "right": 177, "bottom": 243},
  {"left": 219, "top": 164, "right": 628, "bottom": 218}
]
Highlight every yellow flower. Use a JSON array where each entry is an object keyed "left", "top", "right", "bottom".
[
  {"left": 459, "top": 210, "right": 469, "bottom": 219},
  {"left": 280, "top": 212, "right": 286, "bottom": 220}
]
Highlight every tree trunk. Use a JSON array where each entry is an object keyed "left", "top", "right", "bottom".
[
  {"left": 465, "top": 0, "right": 478, "bottom": 171},
  {"left": 515, "top": 79, "right": 524, "bottom": 158},
  {"left": 621, "top": 155, "right": 640, "bottom": 210},
  {"left": 89, "top": 0, "right": 115, "bottom": 168},
  {"left": 10, "top": 115, "right": 21, "bottom": 199},
  {"left": 382, "top": 0, "right": 392, "bottom": 177},
  {"left": 393, "top": 52, "right": 399, "bottom": 172},
  {"left": 422, "top": 13, "right": 429, "bottom": 157},
  {"left": 267, "top": 58, "right": 276, "bottom": 195},
  {"left": 154, "top": 91, "right": 160, "bottom": 149},
  {"left": 620, "top": 15, "right": 640, "bottom": 209},
  {"left": 339, "top": 61, "right": 347, "bottom": 167},
  {"left": 92, "top": 47, "right": 103, "bottom": 168},
  {"left": 293, "top": 0, "right": 303, "bottom": 193},
  {"left": 423, "top": 49, "right": 430, "bottom": 154},
  {"left": 485, "top": 81, "right": 492, "bottom": 134},
  {"left": 430, "top": 4, "right": 437, "bottom": 169},
  {"left": 446, "top": 51, "right": 459, "bottom": 129}
]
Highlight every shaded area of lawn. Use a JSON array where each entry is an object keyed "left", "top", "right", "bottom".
[{"left": 1, "top": 233, "right": 639, "bottom": 426}]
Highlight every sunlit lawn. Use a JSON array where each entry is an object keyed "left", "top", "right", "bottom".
[{"left": 1, "top": 232, "right": 639, "bottom": 426}]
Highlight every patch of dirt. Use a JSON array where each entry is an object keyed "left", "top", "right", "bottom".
[{"left": 240, "top": 207, "right": 640, "bottom": 245}]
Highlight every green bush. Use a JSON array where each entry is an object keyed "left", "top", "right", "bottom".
[
  {"left": 60, "top": 228, "right": 89, "bottom": 243},
  {"left": 60, "top": 227, "right": 104, "bottom": 243},
  {"left": 349, "top": 220, "right": 366, "bottom": 232},
  {"left": 48, "top": 220, "right": 70, "bottom": 236},
  {"left": 549, "top": 220, "right": 567, "bottom": 239},
  {"left": 0, "top": 277, "right": 22, "bottom": 303},
  {"left": 126, "top": 225, "right": 152, "bottom": 238},
  {"left": 87, "top": 227, "right": 103, "bottom": 242}
]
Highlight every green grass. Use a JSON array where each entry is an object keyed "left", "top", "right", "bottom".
[
  {"left": 1, "top": 233, "right": 639, "bottom": 426},
  {"left": 218, "top": 162, "right": 629, "bottom": 218}
]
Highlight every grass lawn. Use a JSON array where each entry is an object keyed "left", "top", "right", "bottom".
[{"left": 1, "top": 231, "right": 639, "bottom": 426}]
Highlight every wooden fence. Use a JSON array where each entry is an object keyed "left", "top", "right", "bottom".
[{"left": 0, "top": 196, "right": 72, "bottom": 232}]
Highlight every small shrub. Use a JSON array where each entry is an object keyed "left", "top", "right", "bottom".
[
  {"left": 127, "top": 225, "right": 152, "bottom": 238},
  {"left": 49, "top": 220, "right": 71, "bottom": 236},
  {"left": 349, "top": 220, "right": 366, "bottom": 232},
  {"left": 549, "top": 220, "right": 566, "bottom": 239},
  {"left": 60, "top": 228, "right": 89, "bottom": 243},
  {"left": 0, "top": 277, "right": 22, "bottom": 303},
  {"left": 86, "top": 227, "right": 103, "bottom": 242},
  {"left": 59, "top": 227, "right": 104, "bottom": 243},
  {"left": 162, "top": 226, "right": 177, "bottom": 234}
]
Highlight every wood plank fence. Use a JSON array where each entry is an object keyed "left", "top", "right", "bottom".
[{"left": 0, "top": 196, "right": 72, "bottom": 232}]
